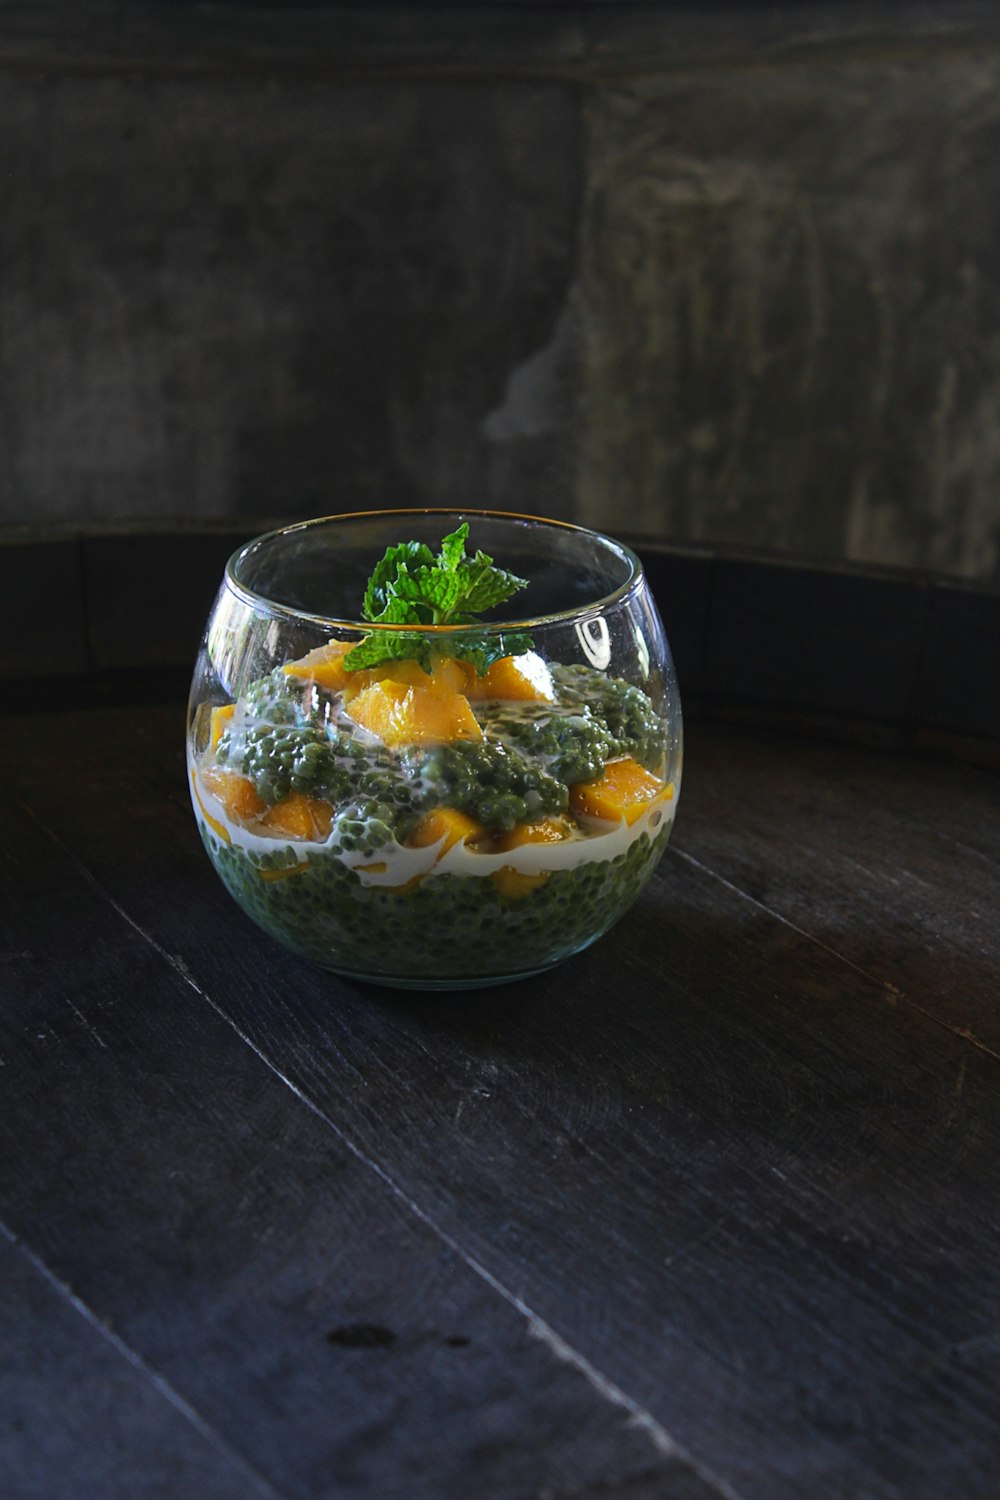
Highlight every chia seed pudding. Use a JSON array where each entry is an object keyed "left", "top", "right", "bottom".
[{"left": 189, "top": 649, "right": 677, "bottom": 985}]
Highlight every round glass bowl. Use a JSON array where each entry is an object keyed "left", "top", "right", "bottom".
[{"left": 187, "top": 510, "right": 682, "bottom": 989}]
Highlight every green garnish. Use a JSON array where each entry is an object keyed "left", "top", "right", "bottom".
[{"left": 343, "top": 523, "right": 533, "bottom": 676}]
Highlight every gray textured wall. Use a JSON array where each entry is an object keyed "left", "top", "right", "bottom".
[
  {"left": 2, "top": 2, "right": 999, "bottom": 581},
  {"left": 580, "top": 50, "right": 1000, "bottom": 579},
  {"left": 2, "top": 74, "right": 578, "bottom": 524}
]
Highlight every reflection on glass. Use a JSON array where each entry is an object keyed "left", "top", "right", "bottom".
[{"left": 575, "top": 615, "right": 612, "bottom": 670}]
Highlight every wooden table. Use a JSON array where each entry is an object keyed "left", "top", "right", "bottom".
[{"left": 2, "top": 703, "right": 998, "bottom": 1499}]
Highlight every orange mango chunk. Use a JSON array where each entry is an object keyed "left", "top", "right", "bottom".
[
  {"left": 190, "top": 768, "right": 232, "bottom": 844},
  {"left": 569, "top": 759, "right": 673, "bottom": 826},
  {"left": 283, "top": 639, "right": 353, "bottom": 693},
  {"left": 492, "top": 867, "right": 549, "bottom": 900},
  {"left": 492, "top": 814, "right": 577, "bottom": 853},
  {"left": 347, "top": 679, "right": 483, "bottom": 746},
  {"left": 341, "top": 653, "right": 472, "bottom": 704},
  {"left": 209, "top": 703, "right": 235, "bottom": 751},
  {"left": 257, "top": 862, "right": 311, "bottom": 883},
  {"left": 409, "top": 806, "right": 487, "bottom": 854},
  {"left": 490, "top": 815, "right": 575, "bottom": 899},
  {"left": 466, "top": 651, "right": 555, "bottom": 703},
  {"left": 260, "top": 793, "right": 334, "bottom": 842},
  {"left": 200, "top": 765, "right": 267, "bottom": 826}
]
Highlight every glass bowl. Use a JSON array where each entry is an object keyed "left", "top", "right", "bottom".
[{"left": 187, "top": 510, "right": 682, "bottom": 989}]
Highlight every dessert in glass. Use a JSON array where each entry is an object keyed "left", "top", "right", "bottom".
[{"left": 187, "top": 510, "right": 682, "bottom": 989}]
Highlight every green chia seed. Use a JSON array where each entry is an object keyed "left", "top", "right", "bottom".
[
  {"left": 548, "top": 663, "right": 665, "bottom": 770},
  {"left": 409, "top": 740, "right": 567, "bottom": 833},
  {"left": 198, "top": 818, "right": 670, "bottom": 983}
]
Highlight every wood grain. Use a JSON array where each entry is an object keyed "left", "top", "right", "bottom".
[
  {"left": 674, "top": 721, "right": 1000, "bottom": 1053},
  {"left": 0, "top": 788, "right": 713, "bottom": 1500},
  {"left": 3, "top": 705, "right": 995, "bottom": 1500},
  {"left": 0, "top": 1238, "right": 272, "bottom": 1500}
]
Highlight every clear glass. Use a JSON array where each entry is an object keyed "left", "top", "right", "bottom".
[{"left": 187, "top": 510, "right": 683, "bottom": 989}]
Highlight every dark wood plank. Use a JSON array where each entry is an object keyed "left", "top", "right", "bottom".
[
  {"left": 4, "top": 705, "right": 998, "bottom": 1499},
  {"left": 82, "top": 531, "right": 254, "bottom": 673},
  {"left": 917, "top": 583, "right": 1000, "bottom": 741},
  {"left": 0, "top": 792, "right": 716, "bottom": 1500},
  {"left": 673, "top": 721, "right": 1000, "bottom": 1053},
  {"left": 0, "top": 537, "right": 87, "bottom": 678},
  {"left": 0, "top": 1237, "right": 275, "bottom": 1500},
  {"left": 634, "top": 545, "right": 713, "bottom": 701},
  {"left": 702, "top": 557, "right": 931, "bottom": 724}
]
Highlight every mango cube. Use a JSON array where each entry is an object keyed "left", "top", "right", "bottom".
[
  {"left": 341, "top": 653, "right": 472, "bottom": 704},
  {"left": 492, "top": 867, "right": 549, "bottom": 899},
  {"left": 283, "top": 640, "right": 352, "bottom": 693},
  {"left": 492, "top": 815, "right": 576, "bottom": 853},
  {"left": 190, "top": 768, "right": 232, "bottom": 845},
  {"left": 569, "top": 759, "right": 673, "bottom": 826},
  {"left": 200, "top": 766, "right": 267, "bottom": 826},
  {"left": 409, "top": 807, "right": 487, "bottom": 853},
  {"left": 347, "top": 679, "right": 483, "bottom": 746},
  {"left": 466, "top": 652, "right": 554, "bottom": 703},
  {"left": 260, "top": 793, "right": 334, "bottom": 841},
  {"left": 209, "top": 703, "right": 235, "bottom": 751}
]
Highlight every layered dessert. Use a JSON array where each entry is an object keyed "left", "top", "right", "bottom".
[{"left": 188, "top": 523, "right": 677, "bottom": 984}]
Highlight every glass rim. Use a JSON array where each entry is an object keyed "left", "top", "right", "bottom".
[{"left": 224, "top": 508, "right": 646, "bottom": 633}]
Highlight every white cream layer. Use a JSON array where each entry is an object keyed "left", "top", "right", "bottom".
[{"left": 191, "top": 760, "right": 677, "bottom": 888}]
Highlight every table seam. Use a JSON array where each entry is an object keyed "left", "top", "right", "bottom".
[
  {"left": 666, "top": 843, "right": 1000, "bottom": 1064},
  {"left": 0, "top": 1219, "right": 290, "bottom": 1500}
]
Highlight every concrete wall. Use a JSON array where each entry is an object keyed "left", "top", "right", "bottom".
[{"left": 2, "top": 2, "right": 999, "bottom": 581}]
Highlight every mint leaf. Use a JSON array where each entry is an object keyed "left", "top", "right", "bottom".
[
  {"left": 450, "top": 629, "right": 535, "bottom": 676},
  {"left": 363, "top": 540, "right": 435, "bottom": 621},
  {"left": 438, "top": 524, "right": 469, "bottom": 572},
  {"left": 344, "top": 523, "right": 532, "bottom": 674},
  {"left": 394, "top": 565, "right": 464, "bottom": 618},
  {"left": 342, "top": 629, "right": 432, "bottom": 673},
  {"left": 461, "top": 557, "right": 527, "bottom": 614}
]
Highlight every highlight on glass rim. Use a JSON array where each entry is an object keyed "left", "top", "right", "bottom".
[{"left": 187, "top": 510, "right": 683, "bottom": 988}]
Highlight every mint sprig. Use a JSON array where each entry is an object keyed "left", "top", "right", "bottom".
[{"left": 343, "top": 523, "right": 532, "bottom": 675}]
